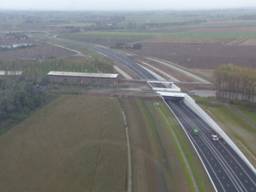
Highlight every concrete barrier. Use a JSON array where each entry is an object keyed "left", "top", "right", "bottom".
[{"left": 183, "top": 94, "right": 256, "bottom": 174}]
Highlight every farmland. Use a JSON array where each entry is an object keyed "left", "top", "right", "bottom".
[
  {"left": 0, "top": 42, "right": 76, "bottom": 61},
  {"left": 0, "top": 94, "right": 214, "bottom": 192},
  {"left": 135, "top": 41, "right": 256, "bottom": 69},
  {"left": 0, "top": 95, "right": 127, "bottom": 192},
  {"left": 59, "top": 19, "right": 256, "bottom": 71},
  {"left": 60, "top": 32, "right": 156, "bottom": 47}
]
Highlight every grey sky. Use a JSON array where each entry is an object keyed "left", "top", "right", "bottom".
[{"left": 1, "top": 0, "right": 256, "bottom": 10}]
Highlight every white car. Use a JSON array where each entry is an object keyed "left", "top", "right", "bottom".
[{"left": 211, "top": 134, "right": 219, "bottom": 141}]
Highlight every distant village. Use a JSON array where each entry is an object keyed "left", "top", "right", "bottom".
[{"left": 0, "top": 33, "right": 34, "bottom": 50}]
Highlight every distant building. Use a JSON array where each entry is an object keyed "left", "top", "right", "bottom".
[
  {"left": 0, "top": 70, "right": 23, "bottom": 76},
  {"left": 112, "top": 42, "right": 142, "bottom": 50},
  {"left": 47, "top": 71, "right": 119, "bottom": 87},
  {"left": 0, "top": 43, "right": 33, "bottom": 50}
]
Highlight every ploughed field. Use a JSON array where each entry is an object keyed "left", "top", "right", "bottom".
[{"left": 135, "top": 42, "right": 256, "bottom": 69}]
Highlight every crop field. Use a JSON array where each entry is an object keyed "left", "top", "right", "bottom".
[
  {"left": 0, "top": 95, "right": 127, "bottom": 192},
  {"left": 60, "top": 32, "right": 156, "bottom": 47},
  {"left": 196, "top": 97, "right": 256, "bottom": 167},
  {"left": 0, "top": 94, "right": 215, "bottom": 192},
  {"left": 135, "top": 41, "right": 256, "bottom": 69},
  {"left": 121, "top": 98, "right": 213, "bottom": 192},
  {"left": 149, "top": 29, "right": 256, "bottom": 43},
  {"left": 0, "top": 43, "right": 75, "bottom": 61}
]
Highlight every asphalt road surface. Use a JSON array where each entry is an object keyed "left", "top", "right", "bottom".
[
  {"left": 165, "top": 98, "right": 256, "bottom": 192},
  {"left": 94, "top": 46, "right": 157, "bottom": 80}
]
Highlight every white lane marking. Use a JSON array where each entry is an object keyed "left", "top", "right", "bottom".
[
  {"left": 178, "top": 103, "right": 244, "bottom": 192},
  {"left": 182, "top": 105, "right": 246, "bottom": 192},
  {"left": 163, "top": 99, "right": 220, "bottom": 192},
  {"left": 191, "top": 134, "right": 226, "bottom": 192},
  {"left": 220, "top": 141, "right": 256, "bottom": 187},
  {"left": 181, "top": 102, "right": 256, "bottom": 190},
  {"left": 200, "top": 135, "right": 246, "bottom": 192}
]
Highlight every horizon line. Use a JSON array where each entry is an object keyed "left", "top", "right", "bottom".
[{"left": 0, "top": 6, "right": 256, "bottom": 12}]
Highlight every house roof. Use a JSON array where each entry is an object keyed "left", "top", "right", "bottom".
[
  {"left": 0, "top": 71, "right": 23, "bottom": 76},
  {"left": 48, "top": 71, "right": 119, "bottom": 79}
]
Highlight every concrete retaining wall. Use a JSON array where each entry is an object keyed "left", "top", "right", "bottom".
[{"left": 183, "top": 94, "right": 256, "bottom": 174}]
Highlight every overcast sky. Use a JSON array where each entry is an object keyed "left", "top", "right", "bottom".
[{"left": 1, "top": 0, "right": 256, "bottom": 11}]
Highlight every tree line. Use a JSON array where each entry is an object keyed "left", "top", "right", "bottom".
[
  {"left": 215, "top": 64, "right": 256, "bottom": 104},
  {"left": 0, "top": 55, "right": 114, "bottom": 128},
  {"left": 0, "top": 77, "right": 47, "bottom": 123}
]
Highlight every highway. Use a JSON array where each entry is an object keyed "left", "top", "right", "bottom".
[
  {"left": 94, "top": 46, "right": 157, "bottom": 80},
  {"left": 93, "top": 45, "right": 256, "bottom": 191},
  {"left": 165, "top": 98, "right": 256, "bottom": 192}
]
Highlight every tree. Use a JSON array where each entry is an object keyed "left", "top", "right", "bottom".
[{"left": 215, "top": 64, "right": 256, "bottom": 104}]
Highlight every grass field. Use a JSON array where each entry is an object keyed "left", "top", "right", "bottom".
[
  {"left": 62, "top": 29, "right": 256, "bottom": 44},
  {"left": 121, "top": 98, "right": 213, "bottom": 192},
  {"left": 196, "top": 97, "right": 256, "bottom": 167},
  {"left": 151, "top": 30, "right": 256, "bottom": 43},
  {"left": 61, "top": 32, "right": 156, "bottom": 45},
  {"left": 0, "top": 95, "right": 127, "bottom": 192},
  {"left": 0, "top": 94, "right": 215, "bottom": 192}
]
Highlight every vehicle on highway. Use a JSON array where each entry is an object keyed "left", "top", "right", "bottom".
[
  {"left": 211, "top": 134, "right": 219, "bottom": 141},
  {"left": 192, "top": 128, "right": 199, "bottom": 136}
]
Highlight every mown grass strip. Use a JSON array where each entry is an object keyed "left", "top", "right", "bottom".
[{"left": 156, "top": 104, "right": 199, "bottom": 192}]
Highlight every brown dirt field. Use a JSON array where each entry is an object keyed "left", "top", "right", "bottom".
[
  {"left": 241, "top": 39, "right": 256, "bottom": 46},
  {"left": 135, "top": 42, "right": 256, "bottom": 69},
  {"left": 0, "top": 95, "right": 127, "bottom": 192},
  {"left": 138, "top": 59, "right": 196, "bottom": 82},
  {"left": 0, "top": 43, "right": 75, "bottom": 61}
]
